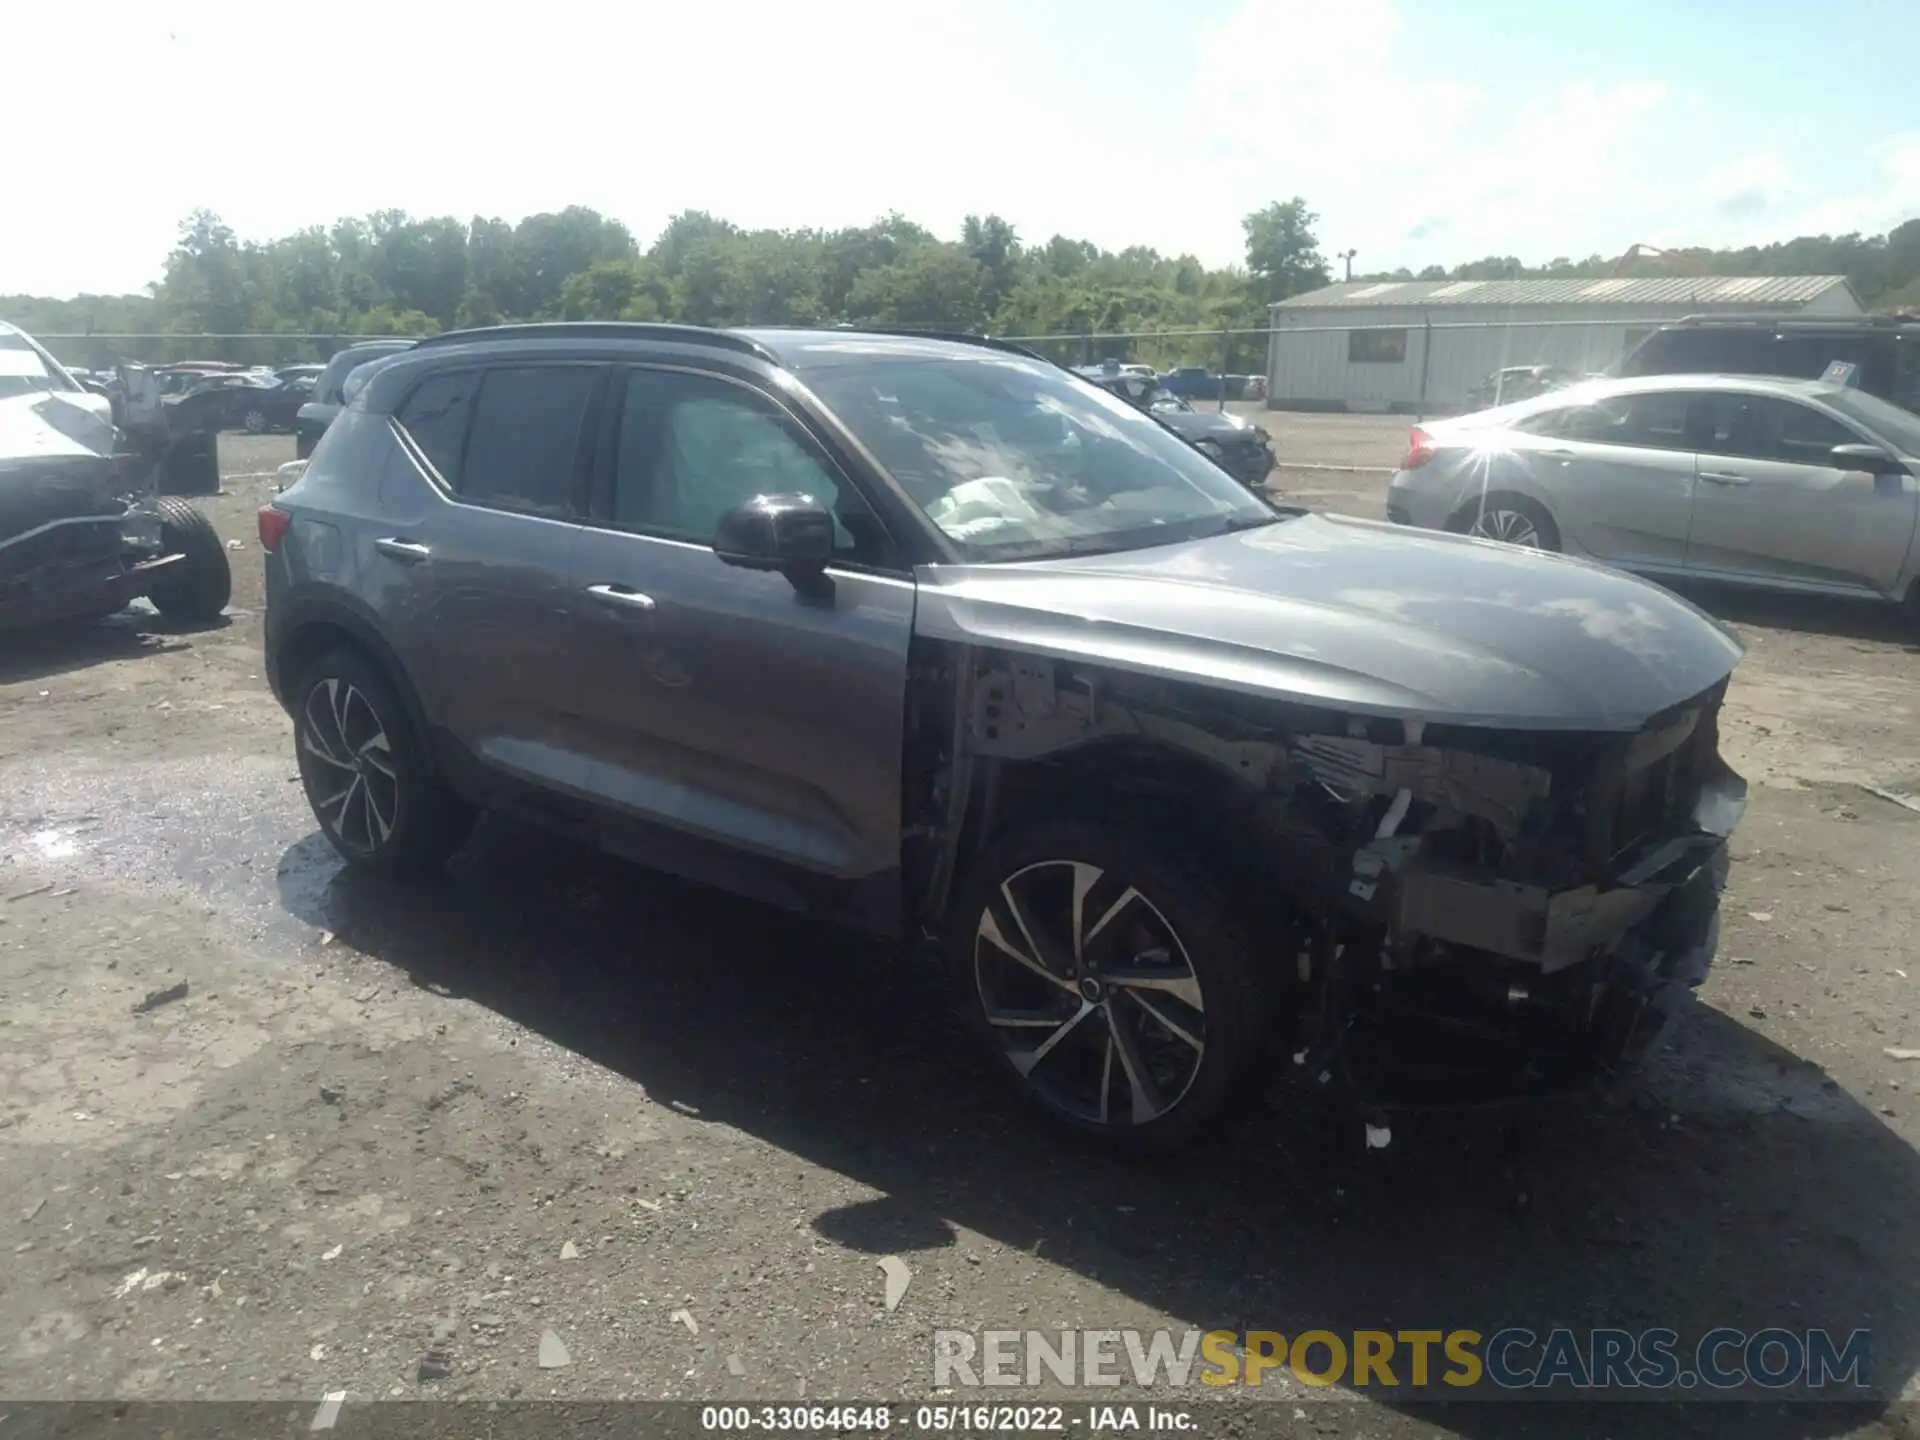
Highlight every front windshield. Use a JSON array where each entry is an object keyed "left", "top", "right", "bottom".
[
  {"left": 1824, "top": 387, "right": 1920, "bottom": 457},
  {"left": 806, "top": 354, "right": 1276, "bottom": 560}
]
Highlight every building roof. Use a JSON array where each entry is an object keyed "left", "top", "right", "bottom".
[{"left": 1273, "top": 275, "right": 1854, "bottom": 311}]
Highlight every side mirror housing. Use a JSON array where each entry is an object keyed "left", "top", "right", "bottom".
[
  {"left": 1831, "top": 442, "right": 1902, "bottom": 474},
  {"left": 713, "top": 493, "right": 835, "bottom": 594}
]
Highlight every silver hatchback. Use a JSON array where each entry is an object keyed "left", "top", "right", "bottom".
[{"left": 1387, "top": 373, "right": 1920, "bottom": 614}]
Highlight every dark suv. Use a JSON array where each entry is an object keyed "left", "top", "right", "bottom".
[
  {"left": 293, "top": 340, "right": 416, "bottom": 457},
  {"left": 1619, "top": 315, "right": 1920, "bottom": 412},
  {"left": 261, "top": 323, "right": 1747, "bottom": 1148}
]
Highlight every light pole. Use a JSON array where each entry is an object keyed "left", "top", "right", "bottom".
[{"left": 1338, "top": 249, "right": 1358, "bottom": 282}]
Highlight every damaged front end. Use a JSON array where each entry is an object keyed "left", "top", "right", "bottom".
[
  {"left": 931, "top": 651, "right": 1746, "bottom": 1109},
  {"left": 0, "top": 390, "right": 181, "bottom": 632},
  {"left": 1280, "top": 688, "right": 1744, "bottom": 1104}
]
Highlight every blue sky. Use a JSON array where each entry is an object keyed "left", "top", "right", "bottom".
[{"left": 8, "top": 0, "right": 1918, "bottom": 297}]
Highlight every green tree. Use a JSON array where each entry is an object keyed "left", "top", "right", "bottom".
[
  {"left": 1241, "top": 199, "right": 1330, "bottom": 305},
  {"left": 846, "top": 247, "right": 990, "bottom": 329}
]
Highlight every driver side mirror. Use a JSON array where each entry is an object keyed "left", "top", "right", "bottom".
[
  {"left": 1830, "top": 442, "right": 1903, "bottom": 475},
  {"left": 713, "top": 493, "right": 835, "bottom": 596}
]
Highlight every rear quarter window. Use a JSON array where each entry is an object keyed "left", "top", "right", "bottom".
[{"left": 394, "top": 370, "right": 480, "bottom": 486}]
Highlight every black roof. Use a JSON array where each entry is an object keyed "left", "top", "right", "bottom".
[{"left": 402, "top": 320, "right": 1050, "bottom": 372}]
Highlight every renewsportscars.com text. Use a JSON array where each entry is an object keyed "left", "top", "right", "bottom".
[{"left": 932, "top": 1327, "right": 1872, "bottom": 1395}]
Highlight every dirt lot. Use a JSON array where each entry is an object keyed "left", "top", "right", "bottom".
[{"left": 4, "top": 424, "right": 1920, "bottom": 1436}]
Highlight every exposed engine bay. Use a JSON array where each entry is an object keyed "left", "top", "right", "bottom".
[{"left": 909, "top": 645, "right": 1746, "bottom": 1108}]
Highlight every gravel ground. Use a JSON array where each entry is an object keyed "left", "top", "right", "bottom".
[{"left": 3, "top": 428, "right": 1920, "bottom": 1438}]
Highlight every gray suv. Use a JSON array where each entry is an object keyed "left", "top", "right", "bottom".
[{"left": 261, "top": 323, "right": 1749, "bottom": 1149}]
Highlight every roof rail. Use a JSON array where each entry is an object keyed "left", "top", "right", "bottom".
[
  {"left": 411, "top": 321, "right": 778, "bottom": 363},
  {"left": 819, "top": 323, "right": 1055, "bottom": 365}
]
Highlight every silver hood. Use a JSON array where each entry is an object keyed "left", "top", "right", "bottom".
[{"left": 913, "top": 512, "right": 1744, "bottom": 731}]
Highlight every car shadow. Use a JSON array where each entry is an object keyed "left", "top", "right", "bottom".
[
  {"left": 1658, "top": 579, "right": 1920, "bottom": 651},
  {"left": 0, "top": 609, "right": 232, "bottom": 685},
  {"left": 276, "top": 820, "right": 1920, "bottom": 1438}
]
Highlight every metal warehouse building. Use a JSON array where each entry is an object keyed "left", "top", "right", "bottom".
[{"left": 1265, "top": 274, "right": 1863, "bottom": 413}]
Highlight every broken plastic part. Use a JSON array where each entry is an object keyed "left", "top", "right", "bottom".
[{"left": 1375, "top": 787, "right": 1413, "bottom": 839}]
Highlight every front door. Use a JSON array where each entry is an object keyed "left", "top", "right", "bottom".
[
  {"left": 567, "top": 364, "right": 916, "bottom": 885},
  {"left": 1682, "top": 392, "right": 1919, "bottom": 594}
]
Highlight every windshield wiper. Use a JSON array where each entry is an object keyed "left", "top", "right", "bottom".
[{"left": 1208, "top": 511, "right": 1287, "bottom": 536}]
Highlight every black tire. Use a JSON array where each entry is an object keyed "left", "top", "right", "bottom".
[
  {"left": 1448, "top": 490, "right": 1561, "bottom": 552},
  {"left": 945, "top": 816, "right": 1273, "bottom": 1153},
  {"left": 295, "top": 431, "right": 316, "bottom": 460},
  {"left": 292, "top": 647, "right": 474, "bottom": 876},
  {"left": 144, "top": 498, "right": 232, "bottom": 621}
]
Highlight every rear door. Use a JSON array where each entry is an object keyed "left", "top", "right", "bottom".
[
  {"left": 1508, "top": 391, "right": 1698, "bottom": 568},
  {"left": 373, "top": 362, "right": 604, "bottom": 790},
  {"left": 566, "top": 364, "right": 916, "bottom": 884},
  {"left": 1682, "top": 391, "right": 1919, "bottom": 594}
]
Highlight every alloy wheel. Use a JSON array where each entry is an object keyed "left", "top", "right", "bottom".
[
  {"left": 245, "top": 408, "right": 268, "bottom": 434},
  {"left": 1469, "top": 507, "right": 1541, "bottom": 547},
  {"left": 299, "top": 678, "right": 399, "bottom": 857},
  {"left": 974, "top": 859, "right": 1207, "bottom": 1128}
]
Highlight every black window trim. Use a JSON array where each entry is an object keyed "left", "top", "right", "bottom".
[
  {"left": 1526, "top": 390, "right": 1693, "bottom": 451},
  {"left": 1348, "top": 328, "right": 1408, "bottom": 365},
  {"left": 389, "top": 359, "right": 609, "bottom": 521},
  {"left": 582, "top": 360, "right": 911, "bottom": 579}
]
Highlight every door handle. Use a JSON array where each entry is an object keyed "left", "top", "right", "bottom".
[
  {"left": 1698, "top": 471, "right": 1751, "bottom": 487},
  {"left": 374, "top": 537, "right": 431, "bottom": 562},
  {"left": 586, "top": 583, "right": 656, "bottom": 614}
]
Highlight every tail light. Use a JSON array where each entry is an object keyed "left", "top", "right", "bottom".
[
  {"left": 257, "top": 504, "right": 291, "bottom": 552},
  {"left": 1400, "top": 426, "right": 1437, "bottom": 470}
]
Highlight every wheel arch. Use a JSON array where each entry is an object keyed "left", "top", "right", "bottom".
[
  {"left": 938, "top": 735, "right": 1279, "bottom": 936},
  {"left": 273, "top": 592, "right": 439, "bottom": 778},
  {"left": 1444, "top": 480, "right": 1561, "bottom": 545}
]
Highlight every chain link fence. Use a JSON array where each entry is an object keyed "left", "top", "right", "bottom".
[{"left": 36, "top": 315, "right": 1651, "bottom": 421}]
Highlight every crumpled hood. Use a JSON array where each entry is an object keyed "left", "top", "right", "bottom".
[
  {"left": 913, "top": 512, "right": 1744, "bottom": 731},
  {"left": 0, "top": 389, "right": 117, "bottom": 465},
  {"left": 0, "top": 392, "right": 125, "bottom": 545}
]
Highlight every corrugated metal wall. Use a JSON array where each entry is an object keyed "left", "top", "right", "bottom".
[{"left": 1265, "top": 300, "right": 1864, "bottom": 413}]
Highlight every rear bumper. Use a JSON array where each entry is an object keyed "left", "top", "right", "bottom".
[{"left": 1385, "top": 472, "right": 1453, "bottom": 530}]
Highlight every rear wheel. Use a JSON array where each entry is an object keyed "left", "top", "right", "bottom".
[
  {"left": 292, "top": 647, "right": 473, "bottom": 876},
  {"left": 946, "top": 817, "right": 1272, "bottom": 1152},
  {"left": 1449, "top": 491, "right": 1560, "bottom": 552},
  {"left": 243, "top": 407, "right": 268, "bottom": 434},
  {"left": 144, "top": 498, "right": 232, "bottom": 621}
]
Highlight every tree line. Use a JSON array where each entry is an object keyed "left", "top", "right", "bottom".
[{"left": 8, "top": 200, "right": 1920, "bottom": 373}]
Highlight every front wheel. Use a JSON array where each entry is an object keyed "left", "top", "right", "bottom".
[
  {"left": 243, "top": 407, "right": 268, "bottom": 434},
  {"left": 144, "top": 498, "right": 232, "bottom": 621},
  {"left": 945, "top": 817, "right": 1272, "bottom": 1152},
  {"left": 293, "top": 648, "right": 473, "bottom": 876}
]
